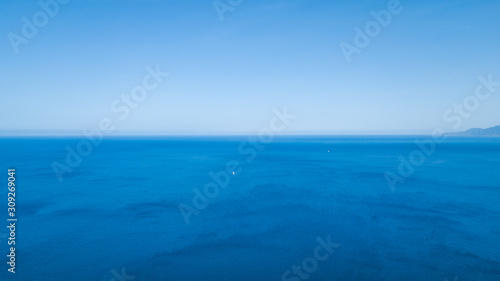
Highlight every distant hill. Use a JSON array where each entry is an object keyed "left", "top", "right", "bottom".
[{"left": 447, "top": 125, "right": 500, "bottom": 137}]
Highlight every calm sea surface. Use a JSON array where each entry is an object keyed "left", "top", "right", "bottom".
[{"left": 0, "top": 136, "right": 499, "bottom": 281}]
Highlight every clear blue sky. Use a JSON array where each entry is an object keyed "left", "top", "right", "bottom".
[{"left": 1, "top": 0, "right": 499, "bottom": 135}]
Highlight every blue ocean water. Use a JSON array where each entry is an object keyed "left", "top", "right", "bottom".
[{"left": 0, "top": 136, "right": 499, "bottom": 281}]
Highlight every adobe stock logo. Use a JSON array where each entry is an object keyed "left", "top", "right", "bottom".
[
  {"left": 52, "top": 65, "right": 169, "bottom": 182},
  {"left": 178, "top": 107, "right": 295, "bottom": 224},
  {"left": 281, "top": 235, "right": 340, "bottom": 281},
  {"left": 339, "top": 0, "right": 403, "bottom": 63},
  {"left": 384, "top": 74, "right": 500, "bottom": 191},
  {"left": 109, "top": 267, "right": 135, "bottom": 281},
  {"left": 213, "top": 0, "right": 244, "bottom": 21},
  {"left": 7, "top": 0, "right": 70, "bottom": 54}
]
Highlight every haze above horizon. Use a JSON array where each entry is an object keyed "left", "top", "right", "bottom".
[{"left": 2, "top": 0, "right": 500, "bottom": 135}]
